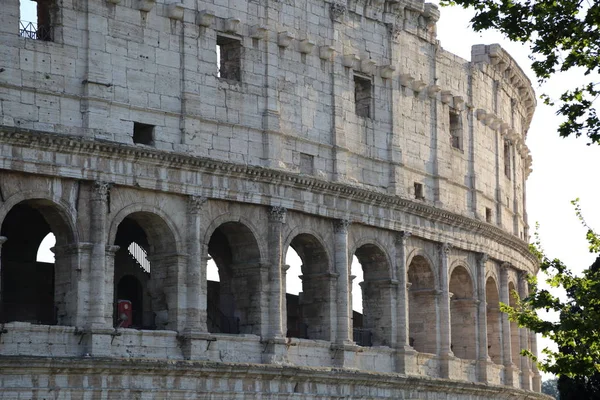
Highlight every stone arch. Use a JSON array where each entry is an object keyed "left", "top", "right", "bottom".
[
  {"left": 486, "top": 276, "right": 502, "bottom": 364},
  {"left": 508, "top": 281, "right": 521, "bottom": 367},
  {"left": 449, "top": 264, "right": 477, "bottom": 360},
  {"left": 352, "top": 241, "right": 394, "bottom": 347},
  {"left": 348, "top": 237, "right": 394, "bottom": 279},
  {"left": 0, "top": 191, "right": 78, "bottom": 244},
  {"left": 0, "top": 196, "right": 78, "bottom": 326},
  {"left": 449, "top": 260, "right": 475, "bottom": 286},
  {"left": 284, "top": 231, "right": 334, "bottom": 341},
  {"left": 407, "top": 253, "right": 437, "bottom": 354},
  {"left": 108, "top": 203, "right": 183, "bottom": 255},
  {"left": 203, "top": 212, "right": 267, "bottom": 264},
  {"left": 111, "top": 209, "right": 180, "bottom": 330},
  {"left": 205, "top": 218, "right": 264, "bottom": 335},
  {"left": 406, "top": 249, "right": 438, "bottom": 287},
  {"left": 283, "top": 226, "right": 333, "bottom": 273}
]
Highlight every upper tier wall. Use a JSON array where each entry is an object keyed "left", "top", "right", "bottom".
[{"left": 0, "top": 0, "right": 534, "bottom": 240}]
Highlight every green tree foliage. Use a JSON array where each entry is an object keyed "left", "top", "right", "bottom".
[
  {"left": 500, "top": 200, "right": 600, "bottom": 393},
  {"left": 440, "top": 0, "right": 600, "bottom": 144},
  {"left": 542, "top": 378, "right": 559, "bottom": 399}
]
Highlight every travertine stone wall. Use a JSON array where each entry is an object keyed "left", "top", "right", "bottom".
[{"left": 0, "top": 0, "right": 543, "bottom": 398}]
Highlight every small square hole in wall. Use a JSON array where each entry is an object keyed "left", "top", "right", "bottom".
[
  {"left": 217, "top": 35, "right": 241, "bottom": 81},
  {"left": 414, "top": 182, "right": 424, "bottom": 200},
  {"left": 485, "top": 207, "right": 492, "bottom": 223},
  {"left": 354, "top": 74, "right": 372, "bottom": 119},
  {"left": 300, "top": 153, "right": 314, "bottom": 175},
  {"left": 133, "top": 122, "right": 155, "bottom": 146}
]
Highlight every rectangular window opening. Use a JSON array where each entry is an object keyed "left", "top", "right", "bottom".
[
  {"left": 504, "top": 141, "right": 511, "bottom": 179},
  {"left": 299, "top": 153, "right": 314, "bottom": 175},
  {"left": 133, "top": 122, "right": 155, "bottom": 146},
  {"left": 20, "top": 0, "right": 53, "bottom": 41},
  {"left": 354, "top": 74, "right": 372, "bottom": 119},
  {"left": 217, "top": 35, "right": 241, "bottom": 81},
  {"left": 449, "top": 110, "right": 462, "bottom": 149},
  {"left": 485, "top": 207, "right": 492, "bottom": 223},
  {"left": 414, "top": 182, "right": 424, "bottom": 200}
]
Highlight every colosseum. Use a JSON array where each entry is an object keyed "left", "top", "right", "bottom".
[{"left": 0, "top": 0, "right": 545, "bottom": 398}]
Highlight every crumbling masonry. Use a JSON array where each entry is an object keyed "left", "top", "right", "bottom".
[{"left": 0, "top": 0, "right": 545, "bottom": 398}]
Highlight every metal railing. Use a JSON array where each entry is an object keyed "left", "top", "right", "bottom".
[
  {"left": 19, "top": 21, "right": 52, "bottom": 41},
  {"left": 128, "top": 242, "right": 150, "bottom": 273}
]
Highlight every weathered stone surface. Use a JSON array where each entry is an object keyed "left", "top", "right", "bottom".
[{"left": 0, "top": 0, "right": 543, "bottom": 397}]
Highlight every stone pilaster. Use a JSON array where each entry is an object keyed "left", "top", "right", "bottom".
[
  {"left": 89, "top": 181, "right": 110, "bottom": 328},
  {"left": 518, "top": 273, "right": 532, "bottom": 390},
  {"left": 500, "top": 263, "right": 516, "bottom": 386},
  {"left": 147, "top": 252, "right": 188, "bottom": 332},
  {"left": 262, "top": 0, "right": 282, "bottom": 168},
  {"left": 438, "top": 243, "right": 453, "bottom": 378},
  {"left": 332, "top": 218, "right": 358, "bottom": 367},
  {"left": 333, "top": 219, "right": 352, "bottom": 344},
  {"left": 530, "top": 330, "right": 542, "bottom": 392},
  {"left": 53, "top": 242, "right": 94, "bottom": 327},
  {"left": 476, "top": 252, "right": 490, "bottom": 382},
  {"left": 330, "top": 1, "right": 349, "bottom": 182},
  {"left": 0, "top": 236, "right": 8, "bottom": 321},
  {"left": 394, "top": 231, "right": 416, "bottom": 374},
  {"left": 185, "top": 195, "right": 207, "bottom": 333},
  {"left": 263, "top": 206, "right": 288, "bottom": 364},
  {"left": 85, "top": 244, "right": 119, "bottom": 358}
]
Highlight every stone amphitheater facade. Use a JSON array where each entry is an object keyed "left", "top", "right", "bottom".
[{"left": 0, "top": 0, "right": 546, "bottom": 398}]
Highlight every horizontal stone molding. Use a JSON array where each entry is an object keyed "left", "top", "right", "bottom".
[{"left": 0, "top": 127, "right": 538, "bottom": 274}]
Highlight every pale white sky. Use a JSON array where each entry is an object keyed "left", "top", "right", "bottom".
[{"left": 29, "top": 0, "right": 598, "bottom": 377}]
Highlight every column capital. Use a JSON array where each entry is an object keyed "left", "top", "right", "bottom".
[
  {"left": 501, "top": 262, "right": 512, "bottom": 273},
  {"left": 333, "top": 218, "right": 351, "bottom": 234},
  {"left": 188, "top": 195, "right": 208, "bottom": 214},
  {"left": 54, "top": 242, "right": 94, "bottom": 256},
  {"left": 438, "top": 242, "right": 452, "bottom": 255},
  {"left": 268, "top": 206, "right": 287, "bottom": 223},
  {"left": 105, "top": 245, "right": 120, "bottom": 256},
  {"left": 477, "top": 252, "right": 489, "bottom": 265},
  {"left": 92, "top": 181, "right": 112, "bottom": 202},
  {"left": 395, "top": 231, "right": 412, "bottom": 244},
  {"left": 517, "top": 269, "right": 528, "bottom": 281}
]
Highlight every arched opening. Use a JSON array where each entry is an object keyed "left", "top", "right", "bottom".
[
  {"left": 509, "top": 282, "right": 521, "bottom": 367},
  {"left": 207, "top": 222, "right": 262, "bottom": 335},
  {"left": 407, "top": 255, "right": 437, "bottom": 354},
  {"left": 352, "top": 244, "right": 392, "bottom": 347},
  {"left": 285, "top": 234, "right": 332, "bottom": 341},
  {"left": 285, "top": 246, "right": 306, "bottom": 338},
  {"left": 0, "top": 200, "right": 74, "bottom": 325},
  {"left": 449, "top": 266, "right": 477, "bottom": 360},
  {"left": 486, "top": 277, "right": 502, "bottom": 364},
  {"left": 37, "top": 233, "right": 55, "bottom": 263},
  {"left": 113, "top": 212, "right": 177, "bottom": 330}
]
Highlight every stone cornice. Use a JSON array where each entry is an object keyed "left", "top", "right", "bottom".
[
  {"left": 0, "top": 127, "right": 538, "bottom": 269},
  {"left": 0, "top": 356, "right": 547, "bottom": 398}
]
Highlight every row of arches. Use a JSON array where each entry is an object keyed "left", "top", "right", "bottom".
[{"left": 0, "top": 197, "right": 524, "bottom": 368}]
